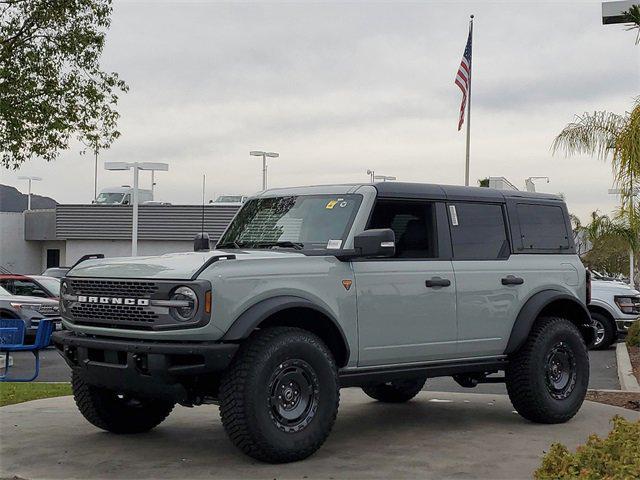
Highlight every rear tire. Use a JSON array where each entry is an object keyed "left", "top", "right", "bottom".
[
  {"left": 219, "top": 327, "right": 339, "bottom": 463},
  {"left": 72, "top": 372, "right": 174, "bottom": 433},
  {"left": 506, "top": 316, "right": 589, "bottom": 424},
  {"left": 589, "top": 311, "right": 616, "bottom": 350},
  {"left": 362, "top": 377, "right": 427, "bottom": 403}
]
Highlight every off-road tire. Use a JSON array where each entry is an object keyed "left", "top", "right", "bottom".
[
  {"left": 362, "top": 376, "right": 427, "bottom": 403},
  {"left": 219, "top": 327, "right": 339, "bottom": 463},
  {"left": 590, "top": 311, "right": 616, "bottom": 350},
  {"left": 506, "top": 316, "right": 589, "bottom": 424},
  {"left": 72, "top": 372, "right": 175, "bottom": 433}
]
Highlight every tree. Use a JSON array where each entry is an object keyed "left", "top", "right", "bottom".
[
  {"left": 478, "top": 178, "right": 489, "bottom": 187},
  {"left": 623, "top": 5, "right": 640, "bottom": 45},
  {"left": 0, "top": 0, "right": 128, "bottom": 170},
  {"left": 552, "top": 100, "right": 640, "bottom": 283}
]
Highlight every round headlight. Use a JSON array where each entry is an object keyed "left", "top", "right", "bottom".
[{"left": 170, "top": 286, "right": 199, "bottom": 322}]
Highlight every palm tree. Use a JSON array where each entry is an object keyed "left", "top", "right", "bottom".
[
  {"left": 553, "top": 99, "right": 640, "bottom": 284},
  {"left": 623, "top": 5, "right": 640, "bottom": 45}
]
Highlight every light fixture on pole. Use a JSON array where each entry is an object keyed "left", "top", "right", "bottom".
[
  {"left": 250, "top": 151, "right": 279, "bottom": 190},
  {"left": 524, "top": 176, "right": 550, "bottom": 193},
  {"left": 366, "top": 169, "right": 375, "bottom": 182},
  {"left": 17, "top": 176, "right": 42, "bottom": 210},
  {"left": 374, "top": 174, "right": 397, "bottom": 182},
  {"left": 105, "top": 162, "right": 169, "bottom": 256}
]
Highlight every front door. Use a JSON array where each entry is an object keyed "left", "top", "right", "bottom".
[{"left": 353, "top": 200, "right": 457, "bottom": 367}]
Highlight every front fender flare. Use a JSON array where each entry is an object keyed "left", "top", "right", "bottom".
[
  {"left": 504, "top": 290, "right": 593, "bottom": 355},
  {"left": 221, "top": 296, "right": 350, "bottom": 362}
]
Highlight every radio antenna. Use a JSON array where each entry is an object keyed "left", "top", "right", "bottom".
[{"left": 201, "top": 174, "right": 206, "bottom": 236}]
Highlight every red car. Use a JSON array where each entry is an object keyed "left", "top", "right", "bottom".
[{"left": 0, "top": 274, "right": 61, "bottom": 300}]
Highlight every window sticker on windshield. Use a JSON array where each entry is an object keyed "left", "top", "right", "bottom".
[
  {"left": 449, "top": 205, "right": 459, "bottom": 226},
  {"left": 327, "top": 239, "right": 343, "bottom": 249},
  {"left": 325, "top": 200, "right": 338, "bottom": 209}
]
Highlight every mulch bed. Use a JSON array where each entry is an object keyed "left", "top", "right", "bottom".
[
  {"left": 629, "top": 345, "right": 640, "bottom": 384},
  {"left": 586, "top": 390, "right": 640, "bottom": 411}
]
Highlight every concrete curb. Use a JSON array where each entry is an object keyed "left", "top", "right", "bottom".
[{"left": 616, "top": 342, "right": 640, "bottom": 392}]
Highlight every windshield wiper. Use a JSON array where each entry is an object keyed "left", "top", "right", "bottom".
[{"left": 256, "top": 241, "right": 305, "bottom": 250}]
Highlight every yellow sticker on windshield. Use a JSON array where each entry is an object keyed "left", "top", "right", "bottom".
[{"left": 325, "top": 200, "right": 338, "bottom": 209}]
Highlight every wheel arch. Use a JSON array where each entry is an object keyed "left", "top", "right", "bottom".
[
  {"left": 222, "top": 295, "right": 350, "bottom": 367},
  {"left": 504, "top": 290, "right": 594, "bottom": 354}
]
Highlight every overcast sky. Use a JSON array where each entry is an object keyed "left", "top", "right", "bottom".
[{"left": 2, "top": 0, "right": 638, "bottom": 221}]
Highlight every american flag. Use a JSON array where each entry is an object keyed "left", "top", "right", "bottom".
[{"left": 455, "top": 26, "right": 473, "bottom": 131}]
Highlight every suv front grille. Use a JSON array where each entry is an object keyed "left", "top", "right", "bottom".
[
  {"left": 61, "top": 278, "right": 210, "bottom": 331},
  {"left": 66, "top": 279, "right": 158, "bottom": 297},
  {"left": 38, "top": 304, "right": 60, "bottom": 317},
  {"left": 69, "top": 303, "right": 158, "bottom": 324}
]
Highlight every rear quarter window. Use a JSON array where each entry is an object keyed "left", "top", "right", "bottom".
[{"left": 516, "top": 203, "right": 570, "bottom": 251}]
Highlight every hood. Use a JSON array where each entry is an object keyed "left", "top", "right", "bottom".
[
  {"left": 0, "top": 294, "right": 58, "bottom": 304},
  {"left": 591, "top": 280, "right": 640, "bottom": 296},
  {"left": 66, "top": 249, "right": 306, "bottom": 280}
]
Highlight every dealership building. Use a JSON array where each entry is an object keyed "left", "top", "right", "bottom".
[{"left": 0, "top": 204, "right": 239, "bottom": 275}]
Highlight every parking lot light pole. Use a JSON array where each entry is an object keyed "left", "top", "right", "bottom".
[
  {"left": 105, "top": 162, "right": 169, "bottom": 256},
  {"left": 17, "top": 176, "right": 42, "bottom": 210},
  {"left": 250, "top": 151, "right": 279, "bottom": 190}
]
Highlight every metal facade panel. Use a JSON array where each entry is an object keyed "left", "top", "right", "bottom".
[{"left": 56, "top": 205, "right": 240, "bottom": 240}]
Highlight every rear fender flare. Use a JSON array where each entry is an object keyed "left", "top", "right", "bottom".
[{"left": 504, "top": 290, "right": 593, "bottom": 354}]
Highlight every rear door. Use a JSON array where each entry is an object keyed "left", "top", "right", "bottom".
[
  {"left": 448, "top": 202, "right": 527, "bottom": 357},
  {"left": 353, "top": 199, "right": 457, "bottom": 366}
]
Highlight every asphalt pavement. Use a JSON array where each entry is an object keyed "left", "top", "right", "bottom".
[
  {"left": 1, "top": 388, "right": 638, "bottom": 480},
  {"left": 5, "top": 342, "right": 622, "bottom": 392}
]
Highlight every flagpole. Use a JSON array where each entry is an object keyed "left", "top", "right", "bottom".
[{"left": 464, "top": 15, "right": 474, "bottom": 186}]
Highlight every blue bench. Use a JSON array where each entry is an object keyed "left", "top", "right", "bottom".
[{"left": 0, "top": 319, "right": 55, "bottom": 382}]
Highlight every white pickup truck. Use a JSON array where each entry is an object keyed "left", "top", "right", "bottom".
[{"left": 589, "top": 274, "right": 640, "bottom": 349}]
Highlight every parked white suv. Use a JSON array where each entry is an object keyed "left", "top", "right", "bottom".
[{"left": 588, "top": 276, "right": 640, "bottom": 349}]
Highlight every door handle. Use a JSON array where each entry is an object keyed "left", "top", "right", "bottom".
[
  {"left": 501, "top": 275, "right": 524, "bottom": 286},
  {"left": 425, "top": 277, "right": 451, "bottom": 288}
]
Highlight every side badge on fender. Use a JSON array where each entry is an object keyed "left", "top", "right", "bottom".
[{"left": 342, "top": 280, "right": 353, "bottom": 291}]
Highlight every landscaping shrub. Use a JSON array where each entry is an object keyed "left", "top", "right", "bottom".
[
  {"left": 534, "top": 416, "right": 640, "bottom": 479},
  {"left": 626, "top": 320, "right": 640, "bottom": 347}
]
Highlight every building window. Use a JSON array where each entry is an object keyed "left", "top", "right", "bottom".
[{"left": 46, "top": 249, "right": 60, "bottom": 268}]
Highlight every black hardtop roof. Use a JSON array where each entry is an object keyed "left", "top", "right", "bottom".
[{"left": 373, "top": 182, "right": 563, "bottom": 203}]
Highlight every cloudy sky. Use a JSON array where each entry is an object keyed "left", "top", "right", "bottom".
[{"left": 2, "top": 0, "right": 638, "bottom": 221}]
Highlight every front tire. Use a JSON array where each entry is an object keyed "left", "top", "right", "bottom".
[
  {"left": 219, "top": 327, "right": 339, "bottom": 463},
  {"left": 362, "top": 376, "right": 427, "bottom": 403},
  {"left": 589, "top": 311, "right": 616, "bottom": 350},
  {"left": 506, "top": 316, "right": 589, "bottom": 424},
  {"left": 72, "top": 372, "right": 175, "bottom": 433}
]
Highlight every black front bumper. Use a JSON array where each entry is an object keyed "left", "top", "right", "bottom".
[{"left": 52, "top": 331, "right": 238, "bottom": 402}]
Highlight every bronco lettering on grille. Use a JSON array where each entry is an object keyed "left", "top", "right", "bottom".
[{"left": 76, "top": 295, "right": 150, "bottom": 306}]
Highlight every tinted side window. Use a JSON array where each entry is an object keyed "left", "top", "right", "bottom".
[
  {"left": 517, "top": 204, "right": 570, "bottom": 251},
  {"left": 449, "top": 203, "right": 509, "bottom": 260},
  {"left": 368, "top": 201, "right": 438, "bottom": 259}
]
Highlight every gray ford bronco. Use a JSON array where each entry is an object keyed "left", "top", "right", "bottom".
[{"left": 53, "top": 182, "right": 595, "bottom": 463}]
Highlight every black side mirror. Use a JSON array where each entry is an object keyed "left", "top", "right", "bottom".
[
  {"left": 194, "top": 233, "right": 210, "bottom": 252},
  {"left": 353, "top": 228, "right": 396, "bottom": 258}
]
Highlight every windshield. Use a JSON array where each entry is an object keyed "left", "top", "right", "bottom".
[
  {"left": 36, "top": 277, "right": 61, "bottom": 296},
  {"left": 0, "top": 285, "right": 9, "bottom": 296},
  {"left": 218, "top": 194, "right": 362, "bottom": 250},
  {"left": 95, "top": 192, "right": 125, "bottom": 204},
  {"left": 216, "top": 195, "right": 244, "bottom": 203}
]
